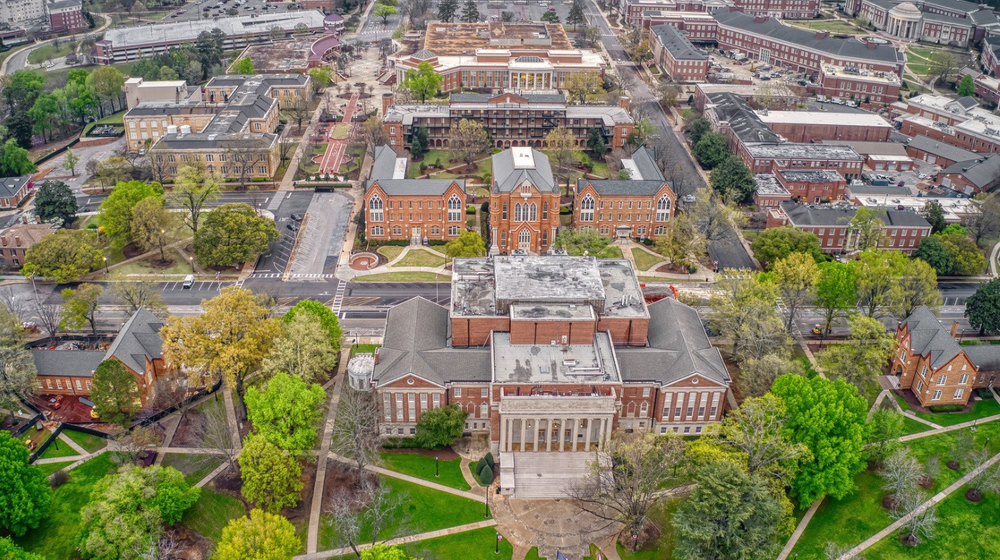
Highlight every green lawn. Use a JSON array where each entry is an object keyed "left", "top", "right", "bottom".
[
  {"left": 913, "top": 398, "right": 1000, "bottom": 427},
  {"left": 395, "top": 249, "right": 446, "bottom": 268},
  {"left": 318, "top": 475, "right": 485, "bottom": 550},
  {"left": 902, "top": 416, "right": 934, "bottom": 436},
  {"left": 408, "top": 149, "right": 462, "bottom": 178},
  {"left": 468, "top": 462, "right": 486, "bottom": 487},
  {"left": 792, "top": 19, "right": 863, "bottom": 34},
  {"left": 631, "top": 247, "right": 664, "bottom": 271},
  {"left": 39, "top": 437, "right": 78, "bottom": 459},
  {"left": 617, "top": 499, "right": 680, "bottom": 560},
  {"left": 351, "top": 343, "right": 380, "bottom": 356},
  {"left": 379, "top": 452, "right": 471, "bottom": 490},
  {"left": 82, "top": 110, "right": 126, "bottom": 135},
  {"left": 353, "top": 272, "right": 451, "bottom": 282},
  {"left": 61, "top": 429, "right": 106, "bottom": 453},
  {"left": 601, "top": 246, "right": 624, "bottom": 259},
  {"left": 591, "top": 161, "right": 611, "bottom": 178},
  {"left": 180, "top": 488, "right": 246, "bottom": 544},
  {"left": 35, "top": 461, "right": 75, "bottom": 477},
  {"left": 160, "top": 453, "right": 224, "bottom": 485},
  {"left": 15, "top": 453, "right": 117, "bottom": 559},
  {"left": 405, "top": 526, "right": 514, "bottom": 560},
  {"left": 27, "top": 42, "right": 75, "bottom": 64},
  {"left": 109, "top": 248, "right": 195, "bottom": 277},
  {"left": 376, "top": 245, "right": 404, "bottom": 261},
  {"left": 301, "top": 143, "right": 328, "bottom": 174}
]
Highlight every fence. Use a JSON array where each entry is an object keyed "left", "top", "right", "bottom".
[{"left": 134, "top": 376, "right": 223, "bottom": 429}]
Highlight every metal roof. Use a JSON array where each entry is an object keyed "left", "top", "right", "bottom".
[
  {"left": 491, "top": 148, "right": 557, "bottom": 193},
  {"left": 940, "top": 153, "right": 1000, "bottom": 188}
]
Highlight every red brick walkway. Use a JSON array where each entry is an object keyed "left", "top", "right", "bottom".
[{"left": 318, "top": 92, "right": 359, "bottom": 175}]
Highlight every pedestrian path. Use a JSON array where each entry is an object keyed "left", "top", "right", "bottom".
[
  {"left": 776, "top": 499, "right": 822, "bottom": 560},
  {"left": 328, "top": 451, "right": 487, "bottom": 500},
  {"left": 294, "top": 519, "right": 498, "bottom": 560},
  {"left": 306, "top": 354, "right": 348, "bottom": 554}
]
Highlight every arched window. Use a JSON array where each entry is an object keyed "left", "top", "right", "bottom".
[
  {"left": 541, "top": 230, "right": 548, "bottom": 246},
  {"left": 447, "top": 194, "right": 462, "bottom": 222},
  {"left": 529, "top": 203, "right": 537, "bottom": 222},
  {"left": 501, "top": 231, "right": 507, "bottom": 246},
  {"left": 519, "top": 229, "right": 530, "bottom": 248},
  {"left": 369, "top": 194, "right": 383, "bottom": 222},
  {"left": 502, "top": 202, "right": 508, "bottom": 220},
  {"left": 656, "top": 195, "right": 672, "bottom": 222},
  {"left": 514, "top": 203, "right": 522, "bottom": 222},
  {"left": 579, "top": 194, "right": 595, "bottom": 222}
]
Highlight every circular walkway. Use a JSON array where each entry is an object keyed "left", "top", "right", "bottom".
[{"left": 492, "top": 495, "right": 620, "bottom": 559}]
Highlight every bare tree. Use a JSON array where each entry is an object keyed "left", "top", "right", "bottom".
[
  {"left": 324, "top": 475, "right": 407, "bottom": 556},
  {"left": 31, "top": 290, "right": 60, "bottom": 339},
  {"left": 223, "top": 138, "right": 270, "bottom": 192},
  {"left": 881, "top": 449, "right": 923, "bottom": 508},
  {"left": 362, "top": 475, "right": 406, "bottom": 546},
  {"left": 202, "top": 396, "right": 240, "bottom": 473},
  {"left": 0, "top": 286, "right": 28, "bottom": 322},
  {"left": 325, "top": 488, "right": 365, "bottom": 558},
  {"left": 964, "top": 448, "right": 1000, "bottom": 500},
  {"left": 111, "top": 281, "right": 167, "bottom": 316},
  {"left": 892, "top": 484, "right": 938, "bottom": 547},
  {"left": 824, "top": 542, "right": 865, "bottom": 560},
  {"left": 110, "top": 425, "right": 159, "bottom": 465},
  {"left": 331, "top": 387, "right": 381, "bottom": 473}
]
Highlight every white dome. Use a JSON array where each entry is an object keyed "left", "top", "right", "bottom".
[{"left": 890, "top": 2, "right": 922, "bottom": 18}]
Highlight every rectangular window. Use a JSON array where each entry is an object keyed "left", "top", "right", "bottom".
[
  {"left": 916, "top": 380, "right": 924, "bottom": 393},
  {"left": 960, "top": 374, "right": 969, "bottom": 384},
  {"left": 383, "top": 393, "right": 391, "bottom": 420},
  {"left": 395, "top": 393, "right": 403, "bottom": 421},
  {"left": 432, "top": 393, "right": 440, "bottom": 408},
  {"left": 420, "top": 393, "right": 427, "bottom": 411},
  {"left": 937, "top": 375, "right": 947, "bottom": 385},
  {"left": 663, "top": 393, "right": 672, "bottom": 419},
  {"left": 954, "top": 388, "right": 964, "bottom": 400},
  {"left": 642, "top": 387, "right": 650, "bottom": 398},
  {"left": 454, "top": 387, "right": 462, "bottom": 397},
  {"left": 408, "top": 394, "right": 416, "bottom": 422},
  {"left": 481, "top": 387, "right": 488, "bottom": 398},
  {"left": 932, "top": 390, "right": 942, "bottom": 401},
  {"left": 686, "top": 407, "right": 693, "bottom": 419}
]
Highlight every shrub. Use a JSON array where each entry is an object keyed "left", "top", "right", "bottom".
[
  {"left": 480, "top": 201, "right": 489, "bottom": 213},
  {"left": 560, "top": 206, "right": 572, "bottom": 215},
  {"left": 466, "top": 205, "right": 476, "bottom": 214},
  {"left": 466, "top": 218, "right": 475, "bottom": 227},
  {"left": 484, "top": 452, "right": 495, "bottom": 470},
  {"left": 479, "top": 464, "right": 494, "bottom": 485},
  {"left": 476, "top": 456, "right": 487, "bottom": 477},
  {"left": 427, "top": 239, "right": 447, "bottom": 246},
  {"left": 929, "top": 404, "right": 963, "bottom": 413},
  {"left": 50, "top": 470, "right": 69, "bottom": 488},
  {"left": 976, "top": 388, "right": 994, "bottom": 399}
]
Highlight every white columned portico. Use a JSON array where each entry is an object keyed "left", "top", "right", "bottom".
[
  {"left": 546, "top": 419, "right": 553, "bottom": 452},
  {"left": 520, "top": 419, "right": 526, "bottom": 452},
  {"left": 584, "top": 418, "right": 592, "bottom": 450}
]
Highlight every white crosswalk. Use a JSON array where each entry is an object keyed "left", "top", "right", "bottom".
[{"left": 250, "top": 272, "right": 337, "bottom": 279}]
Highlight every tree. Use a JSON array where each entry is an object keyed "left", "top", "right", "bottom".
[
  {"left": 814, "top": 261, "right": 857, "bottom": 335},
  {"left": 585, "top": 26, "right": 602, "bottom": 47},
  {"left": 687, "top": 118, "right": 711, "bottom": 145},
  {"left": 962, "top": 192, "right": 1000, "bottom": 246},
  {"left": 111, "top": 280, "right": 166, "bottom": 317},
  {"left": 938, "top": 233, "right": 986, "bottom": 276},
  {"left": 78, "top": 465, "right": 199, "bottom": 560},
  {"left": 851, "top": 249, "right": 908, "bottom": 318},
  {"left": 99, "top": 180, "right": 164, "bottom": 244},
  {"left": 738, "top": 354, "right": 804, "bottom": 398},
  {"left": 0, "top": 538, "right": 44, "bottom": 560},
  {"left": 171, "top": 163, "right": 220, "bottom": 235},
  {"left": 891, "top": 258, "right": 942, "bottom": 318},
  {"left": 459, "top": 0, "right": 478, "bottom": 22},
  {"left": 63, "top": 148, "right": 79, "bottom": 177},
  {"left": 22, "top": 229, "right": 103, "bottom": 282},
  {"left": 87, "top": 66, "right": 126, "bottom": 114},
  {"left": 929, "top": 51, "right": 959, "bottom": 86},
  {"left": 920, "top": 201, "right": 947, "bottom": 233},
  {"left": 0, "top": 139, "right": 36, "bottom": 177},
  {"left": 239, "top": 434, "right": 303, "bottom": 513},
  {"left": 161, "top": 286, "right": 281, "bottom": 418},
  {"left": 541, "top": 10, "right": 560, "bottom": 23},
  {"left": 716, "top": 394, "right": 807, "bottom": 481},
  {"left": 849, "top": 207, "right": 887, "bottom": 252},
  {"left": 283, "top": 299, "right": 343, "bottom": 345},
  {"left": 892, "top": 484, "right": 939, "bottom": 546},
  {"left": 33, "top": 180, "right": 77, "bottom": 226},
  {"left": 90, "top": 359, "right": 140, "bottom": 427},
  {"left": 693, "top": 131, "right": 728, "bottom": 169},
  {"left": 880, "top": 448, "right": 922, "bottom": 506},
  {"left": 710, "top": 155, "right": 754, "bottom": 203},
  {"left": 626, "top": 117, "right": 657, "bottom": 147},
  {"left": 448, "top": 119, "right": 490, "bottom": 167},
  {"left": 215, "top": 509, "right": 300, "bottom": 560},
  {"left": 564, "top": 71, "right": 604, "bottom": 105},
  {"left": 415, "top": 404, "right": 467, "bottom": 448},
  {"left": 689, "top": 188, "right": 747, "bottom": 243},
  {"left": 966, "top": 278, "right": 1000, "bottom": 335},
  {"left": 958, "top": 74, "right": 975, "bottom": 97},
  {"left": 400, "top": 62, "right": 442, "bottom": 105},
  {"left": 587, "top": 128, "right": 607, "bottom": 157},
  {"left": 60, "top": 283, "right": 103, "bottom": 336},
  {"left": 194, "top": 203, "right": 278, "bottom": 267},
  {"left": 567, "top": 0, "right": 585, "bottom": 29},
  {"left": 554, "top": 228, "right": 616, "bottom": 257},
  {"left": 708, "top": 270, "right": 790, "bottom": 362},
  {"left": 332, "top": 385, "right": 381, "bottom": 473},
  {"left": 0, "top": 431, "right": 51, "bottom": 537},
  {"left": 444, "top": 230, "right": 485, "bottom": 260},
  {"left": 913, "top": 235, "right": 953, "bottom": 275},
  {"left": 437, "top": 0, "right": 457, "bottom": 21},
  {"left": 94, "top": 157, "right": 132, "bottom": 191},
  {"left": 202, "top": 394, "right": 240, "bottom": 473},
  {"left": 772, "top": 252, "right": 820, "bottom": 330},
  {"left": 751, "top": 226, "right": 825, "bottom": 269},
  {"left": 771, "top": 374, "right": 869, "bottom": 504},
  {"left": 361, "top": 116, "right": 388, "bottom": 156},
  {"left": 867, "top": 410, "right": 904, "bottom": 465},
  {"left": 672, "top": 460, "right": 785, "bottom": 560},
  {"left": 0, "top": 307, "right": 36, "bottom": 423},
  {"left": 362, "top": 545, "right": 416, "bottom": 560},
  {"left": 263, "top": 313, "right": 339, "bottom": 384},
  {"left": 819, "top": 313, "right": 895, "bottom": 395},
  {"left": 245, "top": 372, "right": 326, "bottom": 454},
  {"left": 572, "top": 431, "right": 684, "bottom": 540},
  {"left": 545, "top": 126, "right": 577, "bottom": 189},
  {"left": 654, "top": 213, "right": 704, "bottom": 267},
  {"left": 131, "top": 197, "right": 177, "bottom": 262},
  {"left": 233, "top": 57, "right": 255, "bottom": 74},
  {"left": 411, "top": 126, "right": 429, "bottom": 159}
]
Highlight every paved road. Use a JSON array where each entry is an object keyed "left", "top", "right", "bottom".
[
  {"left": 76, "top": 190, "right": 290, "bottom": 213},
  {"left": 2, "top": 13, "right": 111, "bottom": 75}
]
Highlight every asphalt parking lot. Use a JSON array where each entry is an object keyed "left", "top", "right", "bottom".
[
  {"left": 168, "top": 0, "right": 294, "bottom": 23},
  {"left": 429, "top": 0, "right": 575, "bottom": 25},
  {"left": 287, "top": 192, "right": 354, "bottom": 280},
  {"left": 254, "top": 191, "right": 313, "bottom": 277}
]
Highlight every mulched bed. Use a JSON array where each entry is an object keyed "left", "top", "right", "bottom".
[
  {"left": 947, "top": 460, "right": 960, "bottom": 470},
  {"left": 122, "top": 242, "right": 144, "bottom": 259},
  {"left": 966, "top": 488, "right": 983, "bottom": 502},
  {"left": 381, "top": 446, "right": 460, "bottom": 461},
  {"left": 655, "top": 262, "right": 691, "bottom": 274},
  {"left": 881, "top": 494, "right": 899, "bottom": 510},
  {"left": 211, "top": 466, "right": 244, "bottom": 495},
  {"left": 280, "top": 460, "right": 317, "bottom": 524},
  {"left": 172, "top": 408, "right": 207, "bottom": 448},
  {"left": 164, "top": 524, "right": 211, "bottom": 560},
  {"left": 146, "top": 258, "right": 177, "bottom": 269}
]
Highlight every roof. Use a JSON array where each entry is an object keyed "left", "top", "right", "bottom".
[
  {"left": 906, "top": 134, "right": 978, "bottom": 162},
  {"left": 745, "top": 143, "right": 862, "bottom": 160},
  {"left": 368, "top": 179, "right": 466, "bottom": 196},
  {"left": 373, "top": 297, "right": 491, "bottom": 385},
  {"left": 712, "top": 10, "right": 903, "bottom": 65},
  {"left": 939, "top": 154, "right": 1000, "bottom": 188},
  {"left": 901, "top": 306, "right": 963, "bottom": 369},
  {"left": 491, "top": 148, "right": 557, "bottom": 193},
  {"left": 831, "top": 140, "right": 908, "bottom": 157},
  {"left": 616, "top": 298, "right": 730, "bottom": 386},
  {"left": 779, "top": 201, "right": 931, "bottom": 227},
  {"left": 449, "top": 92, "right": 567, "bottom": 104},
  {"left": 623, "top": 145, "right": 664, "bottom": 181},
  {"left": 651, "top": 24, "right": 705, "bottom": 60},
  {"left": 964, "top": 345, "right": 1000, "bottom": 372},
  {"left": 0, "top": 176, "right": 29, "bottom": 199},
  {"left": 103, "top": 11, "right": 327, "bottom": 48},
  {"left": 756, "top": 110, "right": 892, "bottom": 128},
  {"left": 754, "top": 173, "right": 789, "bottom": 196},
  {"left": 0, "top": 223, "right": 53, "bottom": 246},
  {"left": 706, "top": 92, "right": 780, "bottom": 144},
  {"left": 31, "top": 350, "right": 105, "bottom": 378},
  {"left": 105, "top": 308, "right": 164, "bottom": 376},
  {"left": 777, "top": 169, "right": 845, "bottom": 183},
  {"left": 577, "top": 179, "right": 672, "bottom": 196},
  {"left": 369, "top": 145, "right": 406, "bottom": 181}
]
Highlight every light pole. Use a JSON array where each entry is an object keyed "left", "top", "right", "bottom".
[
  {"left": 495, "top": 531, "right": 501, "bottom": 554},
  {"left": 485, "top": 492, "right": 489, "bottom": 519},
  {"left": 189, "top": 256, "right": 194, "bottom": 272},
  {"left": 435, "top": 456, "right": 439, "bottom": 477},
  {"left": 103, "top": 256, "right": 108, "bottom": 273}
]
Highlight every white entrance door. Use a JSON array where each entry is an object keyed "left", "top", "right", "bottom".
[
  {"left": 411, "top": 227, "right": 421, "bottom": 245},
  {"left": 518, "top": 229, "right": 531, "bottom": 251}
]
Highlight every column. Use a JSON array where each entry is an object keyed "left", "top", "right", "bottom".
[
  {"left": 584, "top": 418, "right": 593, "bottom": 451},
  {"left": 559, "top": 418, "right": 566, "bottom": 452},
  {"left": 570, "top": 417, "right": 579, "bottom": 452},
  {"left": 500, "top": 417, "right": 508, "bottom": 453},
  {"left": 546, "top": 419, "right": 553, "bottom": 452},
  {"left": 520, "top": 419, "right": 526, "bottom": 452}
]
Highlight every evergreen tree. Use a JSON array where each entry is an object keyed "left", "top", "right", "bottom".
[
  {"left": 567, "top": 0, "right": 586, "bottom": 29},
  {"left": 438, "top": 0, "right": 457, "bottom": 22},
  {"left": 587, "top": 128, "right": 607, "bottom": 157},
  {"left": 460, "top": 0, "right": 480, "bottom": 23}
]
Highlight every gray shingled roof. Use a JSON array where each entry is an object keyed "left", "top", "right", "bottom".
[
  {"left": 491, "top": 148, "right": 557, "bottom": 193},
  {"left": 105, "top": 308, "right": 164, "bottom": 376},
  {"left": 955, "top": 96, "right": 979, "bottom": 110},
  {"left": 0, "top": 176, "right": 29, "bottom": 199},
  {"left": 706, "top": 92, "right": 781, "bottom": 144},
  {"left": 902, "top": 305, "right": 963, "bottom": 370},
  {"left": 629, "top": 145, "right": 664, "bottom": 181},
  {"left": 367, "top": 179, "right": 466, "bottom": 196},
  {"left": 617, "top": 298, "right": 730, "bottom": 386},
  {"left": 576, "top": 179, "right": 671, "bottom": 196},
  {"left": 779, "top": 201, "right": 930, "bottom": 228},
  {"left": 906, "top": 135, "right": 977, "bottom": 162},
  {"left": 940, "top": 154, "right": 1000, "bottom": 189},
  {"left": 373, "top": 297, "right": 490, "bottom": 385},
  {"left": 369, "top": 145, "right": 402, "bottom": 181},
  {"left": 651, "top": 24, "right": 705, "bottom": 60},
  {"left": 964, "top": 345, "right": 1000, "bottom": 372},
  {"left": 31, "top": 350, "right": 105, "bottom": 378},
  {"left": 713, "top": 10, "right": 903, "bottom": 65}
]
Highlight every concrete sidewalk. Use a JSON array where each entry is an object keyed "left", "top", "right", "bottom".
[{"left": 293, "top": 519, "right": 498, "bottom": 560}]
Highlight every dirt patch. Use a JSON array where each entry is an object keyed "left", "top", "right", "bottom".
[
  {"left": 947, "top": 460, "right": 960, "bottom": 470},
  {"left": 881, "top": 494, "right": 899, "bottom": 510},
  {"left": 382, "top": 446, "right": 460, "bottom": 461},
  {"left": 164, "top": 524, "right": 211, "bottom": 560},
  {"left": 281, "top": 459, "right": 317, "bottom": 522},
  {"left": 172, "top": 409, "right": 207, "bottom": 448},
  {"left": 655, "top": 262, "right": 691, "bottom": 274},
  {"left": 146, "top": 257, "right": 177, "bottom": 270},
  {"left": 122, "top": 242, "right": 144, "bottom": 259},
  {"left": 918, "top": 476, "right": 935, "bottom": 490},
  {"left": 211, "top": 466, "right": 244, "bottom": 495},
  {"left": 899, "top": 533, "right": 919, "bottom": 547},
  {"left": 966, "top": 488, "right": 983, "bottom": 502}
]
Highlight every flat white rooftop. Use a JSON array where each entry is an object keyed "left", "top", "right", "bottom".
[{"left": 756, "top": 110, "right": 892, "bottom": 128}]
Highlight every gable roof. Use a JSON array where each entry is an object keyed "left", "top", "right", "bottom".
[
  {"left": 576, "top": 179, "right": 672, "bottom": 196},
  {"left": 616, "top": 298, "right": 730, "bottom": 386},
  {"left": 901, "top": 305, "right": 962, "bottom": 369},
  {"left": 964, "top": 345, "right": 1000, "bottom": 372},
  {"left": 940, "top": 154, "right": 1000, "bottom": 189},
  {"left": 105, "top": 308, "right": 164, "bottom": 375},
  {"left": 369, "top": 145, "right": 403, "bottom": 181},
  {"left": 368, "top": 179, "right": 466, "bottom": 196},
  {"left": 0, "top": 176, "right": 29, "bottom": 199},
  {"left": 491, "top": 148, "right": 557, "bottom": 193},
  {"left": 906, "top": 135, "right": 977, "bottom": 162},
  {"left": 31, "top": 349, "right": 105, "bottom": 378},
  {"left": 626, "top": 145, "right": 664, "bottom": 181}
]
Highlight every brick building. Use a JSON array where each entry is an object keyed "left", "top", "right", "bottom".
[
  {"left": 753, "top": 173, "right": 791, "bottom": 208},
  {"left": 831, "top": 140, "right": 914, "bottom": 171},
  {"left": 47, "top": 0, "right": 86, "bottom": 33},
  {"left": 766, "top": 201, "right": 931, "bottom": 253},
  {"left": 382, "top": 92, "right": 634, "bottom": 151},
  {"left": 844, "top": 0, "right": 999, "bottom": 46},
  {"left": 982, "top": 35, "right": 1000, "bottom": 75},
  {"left": 895, "top": 93, "right": 978, "bottom": 127},
  {"left": 620, "top": 0, "right": 818, "bottom": 25},
  {"left": 364, "top": 146, "right": 468, "bottom": 243},
  {"left": 574, "top": 146, "right": 676, "bottom": 240},
  {"left": 756, "top": 109, "right": 893, "bottom": 143},
  {"left": 0, "top": 224, "right": 52, "bottom": 271},
  {"left": 775, "top": 168, "right": 847, "bottom": 202},
  {"left": 895, "top": 95, "right": 1000, "bottom": 157},
  {"left": 0, "top": 176, "right": 31, "bottom": 208},
  {"left": 31, "top": 309, "right": 171, "bottom": 406},
  {"left": 650, "top": 24, "right": 709, "bottom": 82},
  {"left": 359, "top": 255, "right": 733, "bottom": 498},
  {"left": 641, "top": 10, "right": 720, "bottom": 41},
  {"left": 892, "top": 306, "right": 1000, "bottom": 407},
  {"left": 488, "top": 148, "right": 561, "bottom": 255},
  {"left": 936, "top": 153, "right": 1000, "bottom": 194},
  {"left": 904, "top": 134, "right": 977, "bottom": 167}
]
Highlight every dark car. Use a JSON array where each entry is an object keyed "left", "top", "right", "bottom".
[
  {"left": 291, "top": 213, "right": 304, "bottom": 221},
  {"left": 287, "top": 222, "right": 300, "bottom": 232}
]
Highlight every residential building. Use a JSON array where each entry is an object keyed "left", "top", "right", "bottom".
[
  {"left": 382, "top": 92, "right": 634, "bottom": 151},
  {"left": 765, "top": 200, "right": 931, "bottom": 253},
  {"left": 774, "top": 168, "right": 847, "bottom": 202},
  {"left": 488, "top": 148, "right": 561, "bottom": 255},
  {"left": 0, "top": 176, "right": 31, "bottom": 208},
  {"left": 47, "top": 0, "right": 85, "bottom": 33},
  {"left": 753, "top": 173, "right": 791, "bottom": 207},
  {"left": 828, "top": 140, "right": 914, "bottom": 171},
  {"left": 731, "top": 0, "right": 819, "bottom": 19},
  {"left": 0, "top": 0, "right": 44, "bottom": 28},
  {"left": 94, "top": 11, "right": 327, "bottom": 64},
  {"left": 364, "top": 145, "right": 468, "bottom": 243},
  {"left": 936, "top": 153, "right": 1000, "bottom": 194},
  {"left": 904, "top": 134, "right": 977, "bottom": 166},
  {"left": 641, "top": 10, "right": 721, "bottom": 41},
  {"left": 649, "top": 24, "right": 709, "bottom": 83},
  {"left": 574, "top": 146, "right": 676, "bottom": 240},
  {"left": 360, "top": 254, "right": 733, "bottom": 497},
  {"left": 845, "top": 0, "right": 1000, "bottom": 46},
  {"left": 32, "top": 309, "right": 173, "bottom": 406},
  {"left": 0, "top": 223, "right": 52, "bottom": 270},
  {"left": 892, "top": 306, "right": 1000, "bottom": 407},
  {"left": 755, "top": 109, "right": 893, "bottom": 143}
]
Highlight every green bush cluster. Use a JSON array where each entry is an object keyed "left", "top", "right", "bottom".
[
  {"left": 928, "top": 404, "right": 964, "bottom": 413},
  {"left": 475, "top": 453, "right": 495, "bottom": 485}
]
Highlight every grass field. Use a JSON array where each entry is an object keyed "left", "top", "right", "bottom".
[
  {"left": 405, "top": 526, "right": 514, "bottom": 560},
  {"left": 27, "top": 42, "right": 75, "bottom": 65},
  {"left": 408, "top": 149, "right": 462, "bottom": 178},
  {"left": 35, "top": 461, "right": 75, "bottom": 477},
  {"left": 61, "top": 429, "right": 106, "bottom": 453},
  {"left": 160, "top": 453, "right": 224, "bottom": 485},
  {"left": 896, "top": 393, "right": 1000, "bottom": 426},
  {"left": 902, "top": 416, "right": 934, "bottom": 436},
  {"left": 82, "top": 110, "right": 126, "bottom": 136},
  {"left": 15, "top": 453, "right": 116, "bottom": 559},
  {"left": 353, "top": 272, "right": 451, "bottom": 282},
  {"left": 180, "top": 488, "right": 246, "bottom": 544},
  {"left": 379, "top": 452, "right": 471, "bottom": 491},
  {"left": 376, "top": 245, "right": 404, "bottom": 261},
  {"left": 631, "top": 247, "right": 664, "bottom": 271},
  {"left": 601, "top": 246, "right": 624, "bottom": 259},
  {"left": 301, "top": 144, "right": 328, "bottom": 174},
  {"left": 39, "top": 437, "right": 78, "bottom": 459},
  {"left": 351, "top": 343, "right": 380, "bottom": 356},
  {"left": 395, "top": 249, "right": 446, "bottom": 268},
  {"left": 617, "top": 500, "right": 680, "bottom": 560}
]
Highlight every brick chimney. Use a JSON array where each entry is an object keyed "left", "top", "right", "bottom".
[
  {"left": 374, "top": 346, "right": 380, "bottom": 365},
  {"left": 755, "top": 15, "right": 768, "bottom": 23},
  {"left": 619, "top": 96, "right": 631, "bottom": 111},
  {"left": 14, "top": 236, "right": 21, "bottom": 247},
  {"left": 815, "top": 30, "right": 829, "bottom": 39},
  {"left": 951, "top": 321, "right": 959, "bottom": 337},
  {"left": 867, "top": 40, "right": 877, "bottom": 50},
  {"left": 381, "top": 92, "right": 395, "bottom": 115},
  {"left": 0, "top": 237, "right": 6, "bottom": 247}
]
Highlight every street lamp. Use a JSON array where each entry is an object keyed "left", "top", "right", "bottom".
[
  {"left": 485, "top": 492, "right": 489, "bottom": 519},
  {"left": 189, "top": 256, "right": 194, "bottom": 272},
  {"left": 103, "top": 256, "right": 108, "bottom": 273},
  {"left": 435, "top": 456, "right": 439, "bottom": 477},
  {"left": 494, "top": 531, "right": 501, "bottom": 554}
]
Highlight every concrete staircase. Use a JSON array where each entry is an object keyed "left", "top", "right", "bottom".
[{"left": 509, "top": 452, "right": 596, "bottom": 500}]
